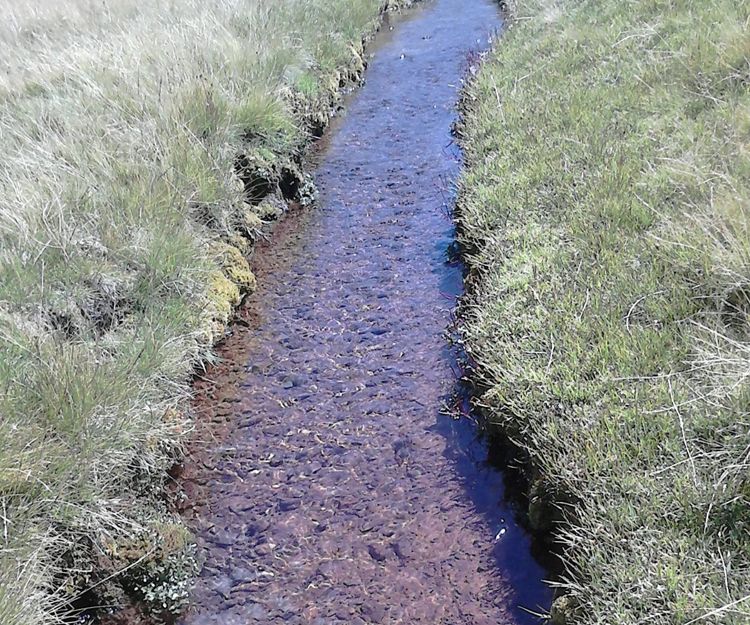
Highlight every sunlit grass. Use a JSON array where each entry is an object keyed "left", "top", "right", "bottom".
[
  {"left": 458, "top": 0, "right": 750, "bottom": 623},
  {"left": 0, "top": 0, "right": 412, "bottom": 621}
]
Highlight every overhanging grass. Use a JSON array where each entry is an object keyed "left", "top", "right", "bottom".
[
  {"left": 0, "top": 0, "right": 414, "bottom": 622},
  {"left": 458, "top": 0, "right": 749, "bottom": 623}
]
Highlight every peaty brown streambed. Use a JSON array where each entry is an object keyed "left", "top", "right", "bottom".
[{"left": 173, "top": 1, "right": 552, "bottom": 624}]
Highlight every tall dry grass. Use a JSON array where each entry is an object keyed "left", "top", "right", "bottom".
[{"left": 0, "top": 0, "right": 411, "bottom": 621}]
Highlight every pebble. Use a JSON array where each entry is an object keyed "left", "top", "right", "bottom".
[{"left": 367, "top": 544, "right": 388, "bottom": 563}]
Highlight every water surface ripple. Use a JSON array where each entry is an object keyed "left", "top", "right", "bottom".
[{"left": 178, "top": 1, "right": 551, "bottom": 623}]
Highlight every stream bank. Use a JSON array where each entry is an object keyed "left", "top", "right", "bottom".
[
  {"left": 455, "top": 0, "right": 750, "bottom": 623},
  {"left": 1, "top": 3, "right": 439, "bottom": 624}
]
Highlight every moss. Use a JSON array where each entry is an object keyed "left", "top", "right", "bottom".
[
  {"left": 345, "top": 41, "right": 367, "bottom": 82},
  {"left": 227, "top": 233, "right": 251, "bottom": 255},
  {"left": 255, "top": 194, "right": 287, "bottom": 221},
  {"left": 197, "top": 317, "right": 229, "bottom": 347},
  {"left": 201, "top": 265, "right": 246, "bottom": 344},
  {"left": 213, "top": 242, "right": 257, "bottom": 293},
  {"left": 296, "top": 172, "right": 319, "bottom": 206},
  {"left": 225, "top": 262, "right": 257, "bottom": 293},
  {"left": 207, "top": 271, "right": 239, "bottom": 320}
]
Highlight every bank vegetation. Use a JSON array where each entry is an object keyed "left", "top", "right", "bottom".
[
  {"left": 458, "top": 0, "right": 750, "bottom": 622},
  {"left": 0, "top": 0, "right": 412, "bottom": 622}
]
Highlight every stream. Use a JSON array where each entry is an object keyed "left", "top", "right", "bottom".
[{"left": 176, "top": 0, "right": 552, "bottom": 623}]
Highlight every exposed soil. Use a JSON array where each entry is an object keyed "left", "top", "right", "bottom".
[{"left": 168, "top": 1, "right": 552, "bottom": 624}]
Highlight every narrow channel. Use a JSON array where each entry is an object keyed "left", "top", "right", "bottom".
[{"left": 177, "top": 1, "right": 552, "bottom": 623}]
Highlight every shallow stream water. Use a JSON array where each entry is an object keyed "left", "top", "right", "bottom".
[{"left": 176, "top": 1, "right": 552, "bottom": 623}]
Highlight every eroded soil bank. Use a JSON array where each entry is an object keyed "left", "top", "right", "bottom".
[{"left": 171, "top": 1, "right": 551, "bottom": 623}]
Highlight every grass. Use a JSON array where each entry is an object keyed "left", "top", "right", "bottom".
[
  {"left": 457, "top": 0, "right": 750, "bottom": 623},
  {"left": 0, "top": 0, "right": 414, "bottom": 622}
]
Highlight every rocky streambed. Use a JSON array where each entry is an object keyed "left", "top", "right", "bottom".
[{"left": 170, "top": 1, "right": 552, "bottom": 623}]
